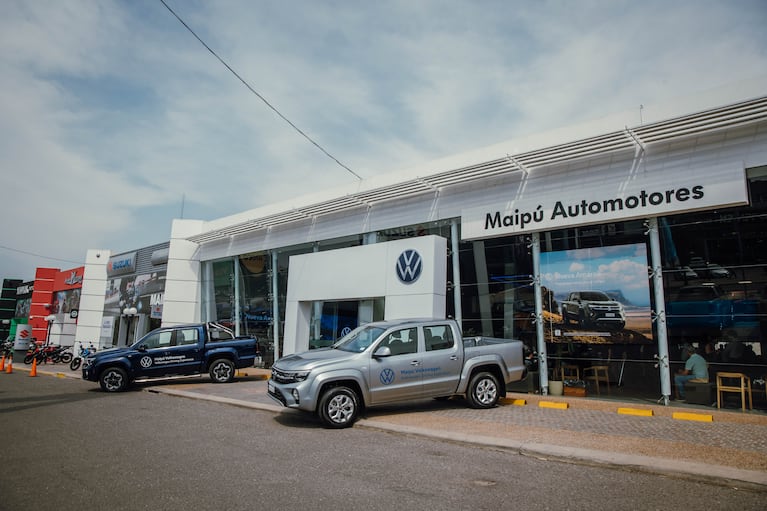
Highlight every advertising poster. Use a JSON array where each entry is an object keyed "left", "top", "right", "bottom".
[
  {"left": 104, "top": 271, "right": 166, "bottom": 318},
  {"left": 540, "top": 243, "right": 653, "bottom": 344}
]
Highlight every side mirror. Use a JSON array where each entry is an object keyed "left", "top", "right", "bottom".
[
  {"left": 137, "top": 344, "right": 147, "bottom": 352},
  {"left": 373, "top": 346, "right": 392, "bottom": 358}
]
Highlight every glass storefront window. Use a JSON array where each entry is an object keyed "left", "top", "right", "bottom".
[
  {"left": 458, "top": 235, "right": 535, "bottom": 342},
  {"left": 238, "top": 253, "right": 272, "bottom": 359},
  {"left": 201, "top": 259, "right": 236, "bottom": 329},
  {"left": 659, "top": 166, "right": 767, "bottom": 383}
]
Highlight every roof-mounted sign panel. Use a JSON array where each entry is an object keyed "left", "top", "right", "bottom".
[{"left": 461, "top": 161, "right": 748, "bottom": 240}]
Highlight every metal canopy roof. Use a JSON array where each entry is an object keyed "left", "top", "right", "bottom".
[{"left": 187, "top": 96, "right": 767, "bottom": 244}]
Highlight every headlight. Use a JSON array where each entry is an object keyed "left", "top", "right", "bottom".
[
  {"left": 290, "top": 370, "right": 311, "bottom": 382},
  {"left": 272, "top": 368, "right": 311, "bottom": 383}
]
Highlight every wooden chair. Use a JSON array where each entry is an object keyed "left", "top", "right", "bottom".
[
  {"left": 560, "top": 364, "right": 580, "bottom": 381},
  {"left": 716, "top": 372, "right": 753, "bottom": 411},
  {"left": 583, "top": 350, "right": 611, "bottom": 395}
]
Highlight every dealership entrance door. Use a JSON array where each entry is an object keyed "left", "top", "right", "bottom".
[{"left": 308, "top": 299, "right": 385, "bottom": 349}]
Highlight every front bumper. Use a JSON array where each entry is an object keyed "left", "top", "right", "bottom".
[
  {"left": 267, "top": 378, "right": 315, "bottom": 411},
  {"left": 82, "top": 365, "right": 97, "bottom": 382}
]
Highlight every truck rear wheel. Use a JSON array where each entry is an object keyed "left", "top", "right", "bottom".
[
  {"left": 318, "top": 386, "right": 359, "bottom": 429},
  {"left": 467, "top": 371, "right": 500, "bottom": 409},
  {"left": 209, "top": 359, "right": 235, "bottom": 383},
  {"left": 100, "top": 367, "right": 128, "bottom": 392}
]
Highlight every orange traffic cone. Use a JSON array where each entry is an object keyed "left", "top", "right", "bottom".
[
  {"left": 0, "top": 355, "right": 5, "bottom": 371},
  {"left": 29, "top": 358, "right": 37, "bottom": 377},
  {"left": 5, "top": 358, "right": 12, "bottom": 374}
]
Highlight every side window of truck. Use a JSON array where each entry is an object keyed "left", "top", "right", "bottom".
[
  {"left": 176, "top": 328, "right": 199, "bottom": 346},
  {"left": 425, "top": 325, "right": 454, "bottom": 351},
  {"left": 142, "top": 331, "right": 173, "bottom": 349},
  {"left": 381, "top": 328, "right": 418, "bottom": 356}
]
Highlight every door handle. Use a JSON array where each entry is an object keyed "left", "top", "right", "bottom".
[
  {"left": 449, "top": 355, "right": 458, "bottom": 361},
  {"left": 410, "top": 361, "right": 421, "bottom": 366}
]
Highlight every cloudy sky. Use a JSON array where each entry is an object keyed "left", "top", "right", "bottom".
[{"left": 1, "top": 0, "right": 766, "bottom": 281}]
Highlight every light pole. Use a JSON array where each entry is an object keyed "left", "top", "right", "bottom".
[
  {"left": 44, "top": 314, "right": 56, "bottom": 347},
  {"left": 123, "top": 307, "right": 138, "bottom": 346}
]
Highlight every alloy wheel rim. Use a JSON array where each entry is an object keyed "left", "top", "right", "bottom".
[
  {"left": 213, "top": 363, "right": 231, "bottom": 381},
  {"left": 476, "top": 379, "right": 497, "bottom": 405},
  {"left": 106, "top": 372, "right": 123, "bottom": 390},
  {"left": 328, "top": 395, "right": 354, "bottom": 424}
]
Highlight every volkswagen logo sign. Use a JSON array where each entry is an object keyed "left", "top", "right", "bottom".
[
  {"left": 140, "top": 356, "right": 153, "bottom": 368},
  {"left": 396, "top": 249, "right": 422, "bottom": 284},
  {"left": 380, "top": 368, "right": 395, "bottom": 385}
]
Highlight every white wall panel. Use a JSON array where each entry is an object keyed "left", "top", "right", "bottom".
[
  {"left": 282, "top": 236, "right": 447, "bottom": 354},
  {"left": 75, "top": 249, "right": 110, "bottom": 347}
]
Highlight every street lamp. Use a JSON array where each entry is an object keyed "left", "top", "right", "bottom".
[
  {"left": 123, "top": 307, "right": 138, "bottom": 346},
  {"left": 44, "top": 314, "right": 56, "bottom": 347}
]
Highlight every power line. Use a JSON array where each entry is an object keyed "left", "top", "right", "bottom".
[
  {"left": 0, "top": 244, "right": 82, "bottom": 265},
  {"left": 158, "top": 0, "right": 362, "bottom": 181}
]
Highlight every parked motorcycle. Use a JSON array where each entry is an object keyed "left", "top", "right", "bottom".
[{"left": 70, "top": 342, "right": 97, "bottom": 371}]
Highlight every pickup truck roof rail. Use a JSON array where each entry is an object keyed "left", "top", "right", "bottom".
[{"left": 207, "top": 322, "right": 235, "bottom": 336}]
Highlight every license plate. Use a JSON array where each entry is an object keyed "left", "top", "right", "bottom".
[
  {"left": 268, "top": 381, "right": 275, "bottom": 393},
  {"left": 605, "top": 313, "right": 615, "bottom": 317}
]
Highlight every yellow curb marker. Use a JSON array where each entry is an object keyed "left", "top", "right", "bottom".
[
  {"left": 56, "top": 373, "right": 67, "bottom": 378},
  {"left": 617, "top": 407, "right": 654, "bottom": 417},
  {"left": 506, "top": 398, "right": 527, "bottom": 406},
  {"left": 672, "top": 412, "right": 713, "bottom": 422},
  {"left": 539, "top": 401, "right": 569, "bottom": 410}
]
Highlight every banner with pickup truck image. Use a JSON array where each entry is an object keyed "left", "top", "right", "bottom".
[{"left": 540, "top": 243, "right": 654, "bottom": 344}]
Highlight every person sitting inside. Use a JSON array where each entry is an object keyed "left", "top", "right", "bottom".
[{"left": 674, "top": 343, "right": 709, "bottom": 401}]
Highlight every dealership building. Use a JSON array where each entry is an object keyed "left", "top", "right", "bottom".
[{"left": 85, "top": 95, "right": 767, "bottom": 404}]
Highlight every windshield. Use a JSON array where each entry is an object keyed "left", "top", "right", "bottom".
[
  {"left": 581, "top": 292, "right": 609, "bottom": 301},
  {"left": 334, "top": 325, "right": 387, "bottom": 353}
]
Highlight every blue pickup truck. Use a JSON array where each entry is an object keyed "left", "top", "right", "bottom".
[{"left": 82, "top": 322, "right": 260, "bottom": 392}]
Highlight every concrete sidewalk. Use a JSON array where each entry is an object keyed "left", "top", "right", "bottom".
[{"left": 15, "top": 363, "right": 767, "bottom": 490}]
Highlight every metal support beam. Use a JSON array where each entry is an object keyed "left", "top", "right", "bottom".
[
  {"left": 450, "top": 219, "right": 463, "bottom": 328},
  {"left": 647, "top": 218, "right": 671, "bottom": 405},
  {"left": 531, "top": 232, "right": 549, "bottom": 395}
]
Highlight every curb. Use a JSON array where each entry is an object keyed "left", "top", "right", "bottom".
[{"left": 501, "top": 392, "right": 767, "bottom": 425}]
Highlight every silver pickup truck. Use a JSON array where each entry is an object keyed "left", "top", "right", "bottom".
[{"left": 267, "top": 318, "right": 526, "bottom": 428}]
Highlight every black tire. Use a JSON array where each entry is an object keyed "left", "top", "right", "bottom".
[
  {"left": 70, "top": 358, "right": 82, "bottom": 371},
  {"left": 318, "top": 386, "right": 359, "bottom": 429},
  {"left": 23, "top": 354, "right": 35, "bottom": 364},
  {"left": 60, "top": 352, "right": 73, "bottom": 364},
  {"left": 209, "top": 359, "right": 235, "bottom": 383},
  {"left": 466, "top": 371, "right": 500, "bottom": 409},
  {"left": 99, "top": 367, "right": 129, "bottom": 392}
]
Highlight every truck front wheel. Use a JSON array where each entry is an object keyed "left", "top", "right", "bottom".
[
  {"left": 467, "top": 371, "right": 500, "bottom": 409},
  {"left": 209, "top": 359, "right": 235, "bottom": 383},
  {"left": 318, "top": 386, "right": 359, "bottom": 429},
  {"left": 100, "top": 367, "right": 128, "bottom": 392}
]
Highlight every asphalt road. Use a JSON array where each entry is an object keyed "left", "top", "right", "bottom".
[{"left": 0, "top": 374, "right": 764, "bottom": 510}]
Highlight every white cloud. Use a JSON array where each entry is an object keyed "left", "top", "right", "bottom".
[{"left": 1, "top": 0, "right": 766, "bottom": 280}]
